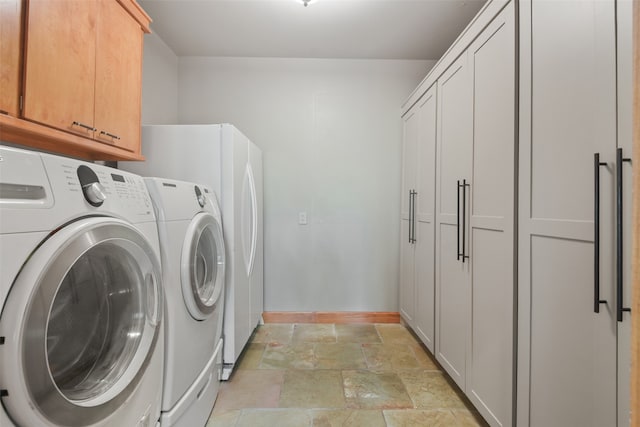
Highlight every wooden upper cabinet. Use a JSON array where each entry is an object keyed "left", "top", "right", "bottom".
[
  {"left": 0, "top": 0, "right": 150, "bottom": 161},
  {"left": 23, "top": 0, "right": 98, "bottom": 139},
  {"left": 0, "top": 0, "right": 23, "bottom": 117},
  {"left": 94, "top": 0, "right": 143, "bottom": 152}
]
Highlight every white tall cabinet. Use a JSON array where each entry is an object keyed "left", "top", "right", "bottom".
[
  {"left": 400, "top": 85, "right": 437, "bottom": 352},
  {"left": 400, "top": 2, "right": 515, "bottom": 426},
  {"left": 517, "top": 0, "right": 633, "bottom": 426},
  {"left": 435, "top": 4, "right": 515, "bottom": 426}
]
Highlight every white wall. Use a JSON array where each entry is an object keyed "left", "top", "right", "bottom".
[
  {"left": 141, "top": 33, "right": 179, "bottom": 124},
  {"left": 178, "top": 57, "right": 433, "bottom": 312}
]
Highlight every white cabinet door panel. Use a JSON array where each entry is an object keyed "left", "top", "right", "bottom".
[
  {"left": 518, "top": 1, "right": 619, "bottom": 425},
  {"left": 401, "top": 110, "right": 419, "bottom": 221},
  {"left": 529, "top": 236, "right": 616, "bottom": 427},
  {"left": 436, "top": 223, "right": 469, "bottom": 388},
  {"left": 435, "top": 46, "right": 473, "bottom": 393},
  {"left": 415, "top": 220, "right": 435, "bottom": 351},
  {"left": 466, "top": 4, "right": 515, "bottom": 426},
  {"left": 414, "top": 86, "right": 437, "bottom": 352},
  {"left": 399, "top": 219, "right": 415, "bottom": 323}
]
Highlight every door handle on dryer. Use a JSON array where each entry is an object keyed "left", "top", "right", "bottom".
[
  {"left": 593, "top": 153, "right": 607, "bottom": 313},
  {"left": 616, "top": 148, "right": 631, "bottom": 321}
]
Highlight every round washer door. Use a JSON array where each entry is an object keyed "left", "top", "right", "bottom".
[
  {"left": 0, "top": 217, "right": 163, "bottom": 427},
  {"left": 181, "top": 212, "right": 225, "bottom": 320}
]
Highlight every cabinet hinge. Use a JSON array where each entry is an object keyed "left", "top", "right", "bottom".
[{"left": 19, "top": 95, "right": 23, "bottom": 112}]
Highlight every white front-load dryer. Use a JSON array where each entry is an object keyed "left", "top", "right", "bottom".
[
  {"left": 143, "top": 178, "right": 225, "bottom": 427},
  {"left": 0, "top": 145, "right": 164, "bottom": 427}
]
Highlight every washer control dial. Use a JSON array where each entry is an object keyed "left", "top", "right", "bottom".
[
  {"left": 77, "top": 165, "right": 106, "bottom": 207},
  {"left": 195, "top": 186, "right": 206, "bottom": 207}
]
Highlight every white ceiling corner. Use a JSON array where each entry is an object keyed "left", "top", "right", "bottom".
[{"left": 139, "top": 0, "right": 487, "bottom": 60}]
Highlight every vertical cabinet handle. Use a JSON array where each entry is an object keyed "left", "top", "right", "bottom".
[
  {"left": 456, "top": 180, "right": 470, "bottom": 262},
  {"left": 461, "top": 179, "right": 470, "bottom": 263},
  {"left": 408, "top": 190, "right": 413, "bottom": 244},
  {"left": 411, "top": 190, "right": 417, "bottom": 244},
  {"left": 457, "top": 181, "right": 462, "bottom": 260},
  {"left": 616, "top": 148, "right": 632, "bottom": 321},
  {"left": 594, "top": 153, "right": 607, "bottom": 313}
]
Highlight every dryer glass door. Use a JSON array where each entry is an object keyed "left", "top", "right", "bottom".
[
  {"left": 181, "top": 212, "right": 225, "bottom": 320},
  {"left": 0, "top": 218, "right": 162, "bottom": 427}
]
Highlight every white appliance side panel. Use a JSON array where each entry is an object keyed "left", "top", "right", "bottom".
[
  {"left": 120, "top": 124, "right": 223, "bottom": 205},
  {"left": 222, "top": 127, "right": 252, "bottom": 367},
  {"left": 249, "top": 142, "right": 264, "bottom": 328}
]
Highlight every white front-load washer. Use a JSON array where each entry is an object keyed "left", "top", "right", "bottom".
[
  {"left": 0, "top": 145, "right": 164, "bottom": 427},
  {"left": 143, "top": 178, "right": 225, "bottom": 427}
]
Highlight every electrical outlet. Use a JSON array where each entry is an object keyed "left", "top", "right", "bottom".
[{"left": 298, "top": 212, "right": 308, "bottom": 225}]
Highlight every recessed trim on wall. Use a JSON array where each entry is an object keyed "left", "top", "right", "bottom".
[{"left": 262, "top": 311, "right": 400, "bottom": 324}]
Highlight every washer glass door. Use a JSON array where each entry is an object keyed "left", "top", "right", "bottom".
[
  {"left": 0, "top": 218, "right": 162, "bottom": 427},
  {"left": 181, "top": 212, "right": 225, "bottom": 320}
]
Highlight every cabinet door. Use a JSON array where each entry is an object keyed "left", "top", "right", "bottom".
[
  {"left": 517, "top": 0, "right": 617, "bottom": 426},
  {"left": 466, "top": 4, "right": 515, "bottom": 426},
  {"left": 616, "top": 0, "right": 633, "bottom": 424},
  {"left": 401, "top": 108, "right": 419, "bottom": 221},
  {"left": 435, "top": 53, "right": 473, "bottom": 389},
  {"left": 0, "top": 0, "right": 22, "bottom": 117},
  {"left": 414, "top": 86, "right": 437, "bottom": 352},
  {"left": 399, "top": 219, "right": 415, "bottom": 323},
  {"left": 400, "top": 109, "right": 419, "bottom": 324},
  {"left": 94, "top": 0, "right": 143, "bottom": 152},
  {"left": 23, "top": 0, "right": 97, "bottom": 138}
]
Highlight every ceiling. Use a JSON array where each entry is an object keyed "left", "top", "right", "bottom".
[{"left": 140, "top": 0, "right": 487, "bottom": 60}]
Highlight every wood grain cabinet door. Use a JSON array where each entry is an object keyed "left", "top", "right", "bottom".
[
  {"left": 94, "top": 0, "right": 143, "bottom": 153},
  {"left": 23, "top": 0, "right": 97, "bottom": 138},
  {"left": 0, "top": 0, "right": 22, "bottom": 117}
]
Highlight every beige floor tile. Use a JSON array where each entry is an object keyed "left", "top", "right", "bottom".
[
  {"left": 252, "top": 324, "right": 294, "bottom": 344},
  {"left": 335, "top": 324, "right": 382, "bottom": 343},
  {"left": 398, "top": 371, "right": 467, "bottom": 409},
  {"left": 342, "top": 370, "right": 414, "bottom": 409},
  {"left": 411, "top": 344, "right": 440, "bottom": 370},
  {"left": 214, "top": 370, "right": 284, "bottom": 410},
  {"left": 237, "top": 343, "right": 265, "bottom": 370},
  {"left": 261, "top": 343, "right": 316, "bottom": 369},
  {"left": 362, "top": 343, "right": 421, "bottom": 370},
  {"left": 375, "top": 324, "right": 419, "bottom": 345},
  {"left": 235, "top": 409, "right": 310, "bottom": 427},
  {"left": 292, "top": 324, "right": 337, "bottom": 343},
  {"left": 384, "top": 409, "right": 459, "bottom": 427},
  {"left": 452, "top": 409, "right": 490, "bottom": 426},
  {"left": 279, "top": 370, "right": 346, "bottom": 408},
  {"left": 315, "top": 343, "right": 367, "bottom": 369},
  {"left": 206, "top": 409, "right": 241, "bottom": 427},
  {"left": 311, "top": 409, "right": 386, "bottom": 427}
]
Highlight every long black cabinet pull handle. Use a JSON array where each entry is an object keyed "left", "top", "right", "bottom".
[
  {"left": 461, "top": 179, "right": 470, "bottom": 263},
  {"left": 411, "top": 190, "right": 418, "bottom": 243},
  {"left": 457, "top": 180, "right": 461, "bottom": 260},
  {"left": 408, "top": 190, "right": 413, "bottom": 244},
  {"left": 617, "top": 148, "right": 632, "bottom": 322},
  {"left": 594, "top": 153, "right": 607, "bottom": 313}
]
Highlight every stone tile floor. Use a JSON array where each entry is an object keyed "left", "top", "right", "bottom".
[{"left": 206, "top": 323, "right": 488, "bottom": 427}]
